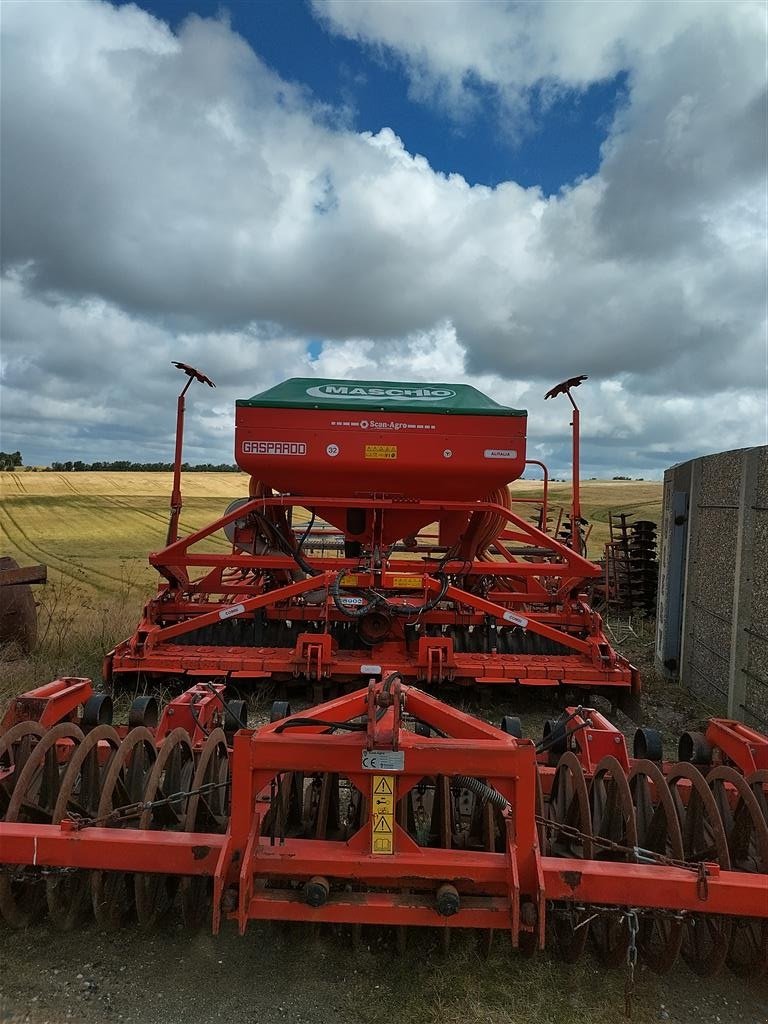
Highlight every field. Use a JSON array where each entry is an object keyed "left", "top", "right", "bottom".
[
  {"left": 3, "top": 472, "right": 766, "bottom": 1024},
  {"left": 0, "top": 470, "right": 662, "bottom": 592}
]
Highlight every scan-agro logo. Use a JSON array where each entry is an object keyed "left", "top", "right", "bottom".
[{"left": 306, "top": 384, "right": 456, "bottom": 403}]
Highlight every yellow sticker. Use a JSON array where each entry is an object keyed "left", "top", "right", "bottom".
[
  {"left": 391, "top": 575, "right": 422, "bottom": 589},
  {"left": 365, "top": 444, "right": 397, "bottom": 460},
  {"left": 373, "top": 791, "right": 394, "bottom": 814},
  {"left": 371, "top": 776, "right": 395, "bottom": 855}
]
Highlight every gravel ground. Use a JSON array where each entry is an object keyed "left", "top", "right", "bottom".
[{"left": 1, "top": 918, "right": 767, "bottom": 1024}]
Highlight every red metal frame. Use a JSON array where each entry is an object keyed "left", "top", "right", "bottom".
[
  {"left": 105, "top": 493, "right": 638, "bottom": 699},
  {"left": 0, "top": 677, "right": 94, "bottom": 731},
  {"left": 0, "top": 676, "right": 227, "bottom": 753},
  {"left": 704, "top": 718, "right": 768, "bottom": 775},
  {"left": 2, "top": 680, "right": 765, "bottom": 936}
]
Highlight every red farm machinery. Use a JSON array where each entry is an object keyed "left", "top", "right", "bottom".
[
  {"left": 104, "top": 369, "right": 639, "bottom": 707},
  {"left": 1, "top": 366, "right": 766, "bottom": 998}
]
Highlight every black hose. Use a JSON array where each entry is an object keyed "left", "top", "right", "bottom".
[
  {"left": 453, "top": 775, "right": 508, "bottom": 811},
  {"left": 297, "top": 510, "right": 316, "bottom": 558},
  {"left": 274, "top": 717, "right": 367, "bottom": 734},
  {"left": 252, "top": 510, "right": 322, "bottom": 578},
  {"left": 330, "top": 569, "right": 381, "bottom": 618}
]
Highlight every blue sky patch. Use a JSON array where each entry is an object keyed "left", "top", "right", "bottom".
[{"left": 133, "top": 0, "right": 626, "bottom": 195}]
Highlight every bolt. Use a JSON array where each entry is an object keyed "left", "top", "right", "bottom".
[
  {"left": 435, "top": 883, "right": 460, "bottom": 917},
  {"left": 304, "top": 876, "right": 330, "bottom": 908}
]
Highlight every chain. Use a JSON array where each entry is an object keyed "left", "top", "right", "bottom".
[
  {"left": 536, "top": 814, "right": 710, "bottom": 874},
  {"left": 66, "top": 780, "right": 230, "bottom": 830},
  {"left": 624, "top": 909, "right": 639, "bottom": 1018}
]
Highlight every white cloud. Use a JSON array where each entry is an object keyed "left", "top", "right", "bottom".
[{"left": 0, "top": 0, "right": 766, "bottom": 477}]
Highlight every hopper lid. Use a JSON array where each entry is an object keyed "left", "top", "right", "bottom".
[{"left": 237, "top": 378, "right": 526, "bottom": 417}]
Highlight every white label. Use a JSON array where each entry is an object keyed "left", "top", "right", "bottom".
[
  {"left": 484, "top": 449, "right": 517, "bottom": 459},
  {"left": 326, "top": 443, "right": 340, "bottom": 457},
  {"left": 362, "top": 749, "right": 405, "bottom": 771},
  {"left": 242, "top": 441, "right": 307, "bottom": 456},
  {"left": 219, "top": 603, "right": 246, "bottom": 620},
  {"left": 360, "top": 664, "right": 382, "bottom": 675},
  {"left": 339, "top": 596, "right": 364, "bottom": 606},
  {"left": 443, "top": 449, "right": 453, "bottom": 458},
  {"left": 503, "top": 611, "right": 529, "bottom": 628},
  {"left": 307, "top": 384, "right": 455, "bottom": 402}
]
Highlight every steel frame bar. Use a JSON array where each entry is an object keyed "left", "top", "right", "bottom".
[{"left": 2, "top": 827, "right": 765, "bottom": 920}]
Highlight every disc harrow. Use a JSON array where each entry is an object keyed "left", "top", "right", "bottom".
[{"left": 1, "top": 676, "right": 766, "bottom": 996}]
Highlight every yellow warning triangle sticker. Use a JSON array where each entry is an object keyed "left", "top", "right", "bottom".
[
  {"left": 373, "top": 814, "right": 393, "bottom": 834},
  {"left": 373, "top": 776, "right": 393, "bottom": 795}
]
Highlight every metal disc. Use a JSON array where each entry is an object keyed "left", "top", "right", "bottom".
[
  {"left": 708, "top": 766, "right": 768, "bottom": 977},
  {"left": 667, "top": 762, "right": 732, "bottom": 976},
  {"left": 628, "top": 759, "right": 684, "bottom": 973},
  {"left": 134, "top": 729, "right": 194, "bottom": 928},
  {"left": 0, "top": 722, "right": 83, "bottom": 927},
  {"left": 589, "top": 756, "right": 638, "bottom": 967},
  {"left": 180, "top": 729, "right": 229, "bottom": 930},
  {"left": 46, "top": 725, "right": 121, "bottom": 929},
  {"left": 546, "top": 751, "right": 593, "bottom": 962},
  {"left": 91, "top": 727, "right": 157, "bottom": 929}
]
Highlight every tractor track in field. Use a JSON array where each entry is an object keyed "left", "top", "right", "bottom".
[
  {"left": 0, "top": 499, "right": 120, "bottom": 593},
  {"left": 98, "top": 494, "right": 231, "bottom": 549}
]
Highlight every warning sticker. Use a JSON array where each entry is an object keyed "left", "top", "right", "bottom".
[
  {"left": 364, "top": 444, "right": 397, "bottom": 460},
  {"left": 391, "top": 575, "right": 422, "bottom": 589},
  {"left": 371, "top": 776, "right": 395, "bottom": 855}
]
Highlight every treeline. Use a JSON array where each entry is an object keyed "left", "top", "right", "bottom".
[
  {"left": 0, "top": 451, "right": 23, "bottom": 470},
  {"left": 48, "top": 461, "right": 240, "bottom": 472}
]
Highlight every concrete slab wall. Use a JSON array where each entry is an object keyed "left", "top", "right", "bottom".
[{"left": 655, "top": 446, "right": 768, "bottom": 729}]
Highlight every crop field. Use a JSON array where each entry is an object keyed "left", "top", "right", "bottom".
[{"left": 0, "top": 471, "right": 663, "bottom": 596}]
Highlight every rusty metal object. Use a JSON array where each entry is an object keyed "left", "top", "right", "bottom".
[{"left": 0, "top": 556, "right": 45, "bottom": 653}]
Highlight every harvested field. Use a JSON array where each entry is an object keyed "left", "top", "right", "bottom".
[{"left": 0, "top": 472, "right": 661, "bottom": 597}]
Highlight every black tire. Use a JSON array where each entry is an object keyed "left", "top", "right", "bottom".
[
  {"left": 128, "top": 695, "right": 158, "bottom": 730},
  {"left": 542, "top": 717, "right": 568, "bottom": 756},
  {"left": 414, "top": 721, "right": 431, "bottom": 737},
  {"left": 224, "top": 699, "right": 248, "bottom": 734},
  {"left": 269, "top": 700, "right": 292, "bottom": 724},
  {"left": 82, "top": 694, "right": 113, "bottom": 729},
  {"left": 678, "top": 730, "right": 712, "bottom": 765},
  {"left": 500, "top": 715, "right": 523, "bottom": 739},
  {"left": 633, "top": 727, "right": 664, "bottom": 761}
]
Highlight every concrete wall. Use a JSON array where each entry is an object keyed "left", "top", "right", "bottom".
[{"left": 655, "top": 446, "right": 768, "bottom": 729}]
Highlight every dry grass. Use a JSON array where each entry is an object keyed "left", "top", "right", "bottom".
[{"left": 0, "top": 575, "right": 142, "bottom": 702}]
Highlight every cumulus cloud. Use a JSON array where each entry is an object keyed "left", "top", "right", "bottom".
[{"left": 0, "top": 0, "right": 765, "bottom": 476}]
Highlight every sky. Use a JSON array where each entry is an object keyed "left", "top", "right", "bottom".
[{"left": 0, "top": 0, "right": 766, "bottom": 478}]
